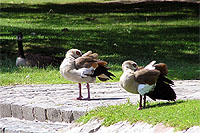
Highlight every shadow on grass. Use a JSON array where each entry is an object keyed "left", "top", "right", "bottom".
[
  {"left": 1, "top": 24, "right": 198, "bottom": 63},
  {"left": 0, "top": 1, "right": 199, "bottom": 76},
  {"left": 1, "top": 1, "right": 199, "bottom": 14},
  {"left": 145, "top": 100, "right": 185, "bottom": 109}
]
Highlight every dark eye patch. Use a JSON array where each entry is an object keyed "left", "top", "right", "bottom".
[
  {"left": 132, "top": 63, "right": 137, "bottom": 67},
  {"left": 76, "top": 51, "right": 81, "bottom": 55}
]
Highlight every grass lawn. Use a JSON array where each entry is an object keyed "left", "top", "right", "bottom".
[
  {"left": 0, "top": 0, "right": 199, "bottom": 85},
  {"left": 77, "top": 100, "right": 200, "bottom": 131}
]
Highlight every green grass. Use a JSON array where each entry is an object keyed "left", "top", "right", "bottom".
[
  {"left": 1, "top": 66, "right": 69, "bottom": 85},
  {"left": 77, "top": 100, "right": 200, "bottom": 131},
  {"left": 0, "top": 0, "right": 108, "bottom": 4},
  {"left": 0, "top": 0, "right": 199, "bottom": 86}
]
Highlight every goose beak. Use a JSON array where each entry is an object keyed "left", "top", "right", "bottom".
[{"left": 134, "top": 68, "right": 138, "bottom": 72}]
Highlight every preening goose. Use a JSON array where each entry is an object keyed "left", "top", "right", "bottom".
[
  {"left": 16, "top": 32, "right": 61, "bottom": 67},
  {"left": 60, "top": 49, "right": 115, "bottom": 100},
  {"left": 120, "top": 60, "right": 176, "bottom": 110}
]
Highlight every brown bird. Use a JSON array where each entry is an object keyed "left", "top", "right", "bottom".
[
  {"left": 60, "top": 49, "right": 115, "bottom": 100},
  {"left": 120, "top": 60, "right": 176, "bottom": 110},
  {"left": 16, "top": 32, "right": 61, "bottom": 67}
]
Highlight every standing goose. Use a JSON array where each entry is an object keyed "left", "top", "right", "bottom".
[
  {"left": 60, "top": 49, "right": 115, "bottom": 100},
  {"left": 16, "top": 32, "right": 61, "bottom": 67},
  {"left": 120, "top": 60, "right": 176, "bottom": 110}
]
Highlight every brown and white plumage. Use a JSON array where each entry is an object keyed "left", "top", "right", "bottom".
[
  {"left": 120, "top": 60, "right": 176, "bottom": 110},
  {"left": 60, "top": 49, "right": 115, "bottom": 100}
]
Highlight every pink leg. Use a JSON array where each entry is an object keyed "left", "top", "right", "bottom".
[
  {"left": 137, "top": 95, "right": 143, "bottom": 110},
  {"left": 76, "top": 83, "right": 83, "bottom": 100},
  {"left": 86, "top": 83, "right": 91, "bottom": 100}
]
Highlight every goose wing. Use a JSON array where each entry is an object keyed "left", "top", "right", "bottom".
[
  {"left": 75, "top": 56, "right": 98, "bottom": 69},
  {"left": 75, "top": 51, "right": 114, "bottom": 80},
  {"left": 134, "top": 69, "right": 160, "bottom": 85},
  {"left": 75, "top": 51, "right": 107, "bottom": 69},
  {"left": 154, "top": 63, "right": 168, "bottom": 75}
]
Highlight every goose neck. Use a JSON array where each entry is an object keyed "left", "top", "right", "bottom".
[{"left": 17, "top": 40, "right": 25, "bottom": 58}]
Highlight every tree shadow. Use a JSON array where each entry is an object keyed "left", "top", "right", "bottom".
[
  {"left": 1, "top": 1, "right": 199, "bottom": 14},
  {"left": 0, "top": 1, "right": 199, "bottom": 72}
]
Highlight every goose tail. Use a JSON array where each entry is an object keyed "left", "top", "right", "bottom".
[
  {"left": 146, "top": 75, "right": 176, "bottom": 101},
  {"left": 92, "top": 66, "right": 115, "bottom": 81}
]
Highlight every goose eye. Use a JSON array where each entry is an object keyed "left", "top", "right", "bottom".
[
  {"left": 132, "top": 63, "right": 137, "bottom": 67},
  {"left": 76, "top": 51, "right": 81, "bottom": 56}
]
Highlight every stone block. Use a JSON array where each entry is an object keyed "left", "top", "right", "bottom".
[
  {"left": 34, "top": 107, "right": 47, "bottom": 122},
  {"left": 186, "top": 126, "right": 200, "bottom": 133},
  {"left": 22, "top": 106, "right": 34, "bottom": 121},
  {"left": 11, "top": 104, "right": 23, "bottom": 120},
  {"left": 0, "top": 103, "right": 12, "bottom": 118},
  {"left": 4, "top": 128, "right": 20, "bottom": 133},
  {"left": 61, "top": 110, "right": 73, "bottom": 123},
  {"left": 154, "top": 123, "right": 174, "bottom": 133},
  {"left": 72, "top": 110, "right": 86, "bottom": 121},
  {"left": 47, "top": 108, "right": 62, "bottom": 122}
]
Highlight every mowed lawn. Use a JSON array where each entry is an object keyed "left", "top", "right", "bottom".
[
  {"left": 77, "top": 100, "right": 200, "bottom": 131},
  {"left": 0, "top": 0, "right": 199, "bottom": 85}
]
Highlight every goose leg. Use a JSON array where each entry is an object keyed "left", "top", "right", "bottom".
[
  {"left": 76, "top": 83, "right": 83, "bottom": 100},
  {"left": 137, "top": 95, "right": 143, "bottom": 110},
  {"left": 143, "top": 94, "right": 146, "bottom": 108},
  {"left": 86, "top": 83, "right": 91, "bottom": 100}
]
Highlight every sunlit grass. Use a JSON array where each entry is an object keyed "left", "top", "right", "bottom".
[
  {"left": 1, "top": 66, "right": 69, "bottom": 86},
  {"left": 0, "top": 0, "right": 199, "bottom": 86},
  {"left": 77, "top": 100, "right": 200, "bottom": 131}
]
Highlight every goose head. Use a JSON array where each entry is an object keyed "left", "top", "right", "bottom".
[
  {"left": 17, "top": 32, "right": 23, "bottom": 41},
  {"left": 65, "top": 49, "right": 82, "bottom": 59},
  {"left": 122, "top": 60, "right": 138, "bottom": 72}
]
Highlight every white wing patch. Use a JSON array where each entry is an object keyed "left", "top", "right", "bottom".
[
  {"left": 77, "top": 67, "right": 95, "bottom": 78},
  {"left": 137, "top": 60, "right": 157, "bottom": 95},
  {"left": 145, "top": 60, "right": 156, "bottom": 70},
  {"left": 138, "top": 83, "right": 156, "bottom": 95}
]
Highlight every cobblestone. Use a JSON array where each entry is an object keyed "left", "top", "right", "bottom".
[
  {"left": 62, "top": 119, "right": 200, "bottom": 133},
  {"left": 0, "top": 117, "right": 70, "bottom": 133},
  {"left": 0, "top": 80, "right": 200, "bottom": 132}
]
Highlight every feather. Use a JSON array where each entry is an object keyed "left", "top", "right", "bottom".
[
  {"left": 75, "top": 57, "right": 98, "bottom": 69},
  {"left": 145, "top": 60, "right": 156, "bottom": 70},
  {"left": 134, "top": 69, "right": 160, "bottom": 85},
  {"left": 92, "top": 66, "right": 115, "bottom": 80},
  {"left": 154, "top": 63, "right": 168, "bottom": 75},
  {"left": 146, "top": 75, "right": 176, "bottom": 101}
]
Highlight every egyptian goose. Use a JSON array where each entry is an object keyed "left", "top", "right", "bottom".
[
  {"left": 16, "top": 32, "right": 61, "bottom": 67},
  {"left": 120, "top": 60, "right": 176, "bottom": 110},
  {"left": 60, "top": 49, "right": 115, "bottom": 100}
]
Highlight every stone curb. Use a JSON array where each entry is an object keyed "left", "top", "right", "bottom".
[
  {"left": 60, "top": 119, "right": 200, "bottom": 133},
  {"left": 0, "top": 82, "right": 123, "bottom": 123},
  {"left": 0, "top": 117, "right": 70, "bottom": 133},
  {"left": 0, "top": 80, "right": 200, "bottom": 124},
  {"left": 0, "top": 103, "right": 87, "bottom": 123}
]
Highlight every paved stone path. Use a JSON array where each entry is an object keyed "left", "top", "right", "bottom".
[{"left": 0, "top": 80, "right": 200, "bottom": 132}]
